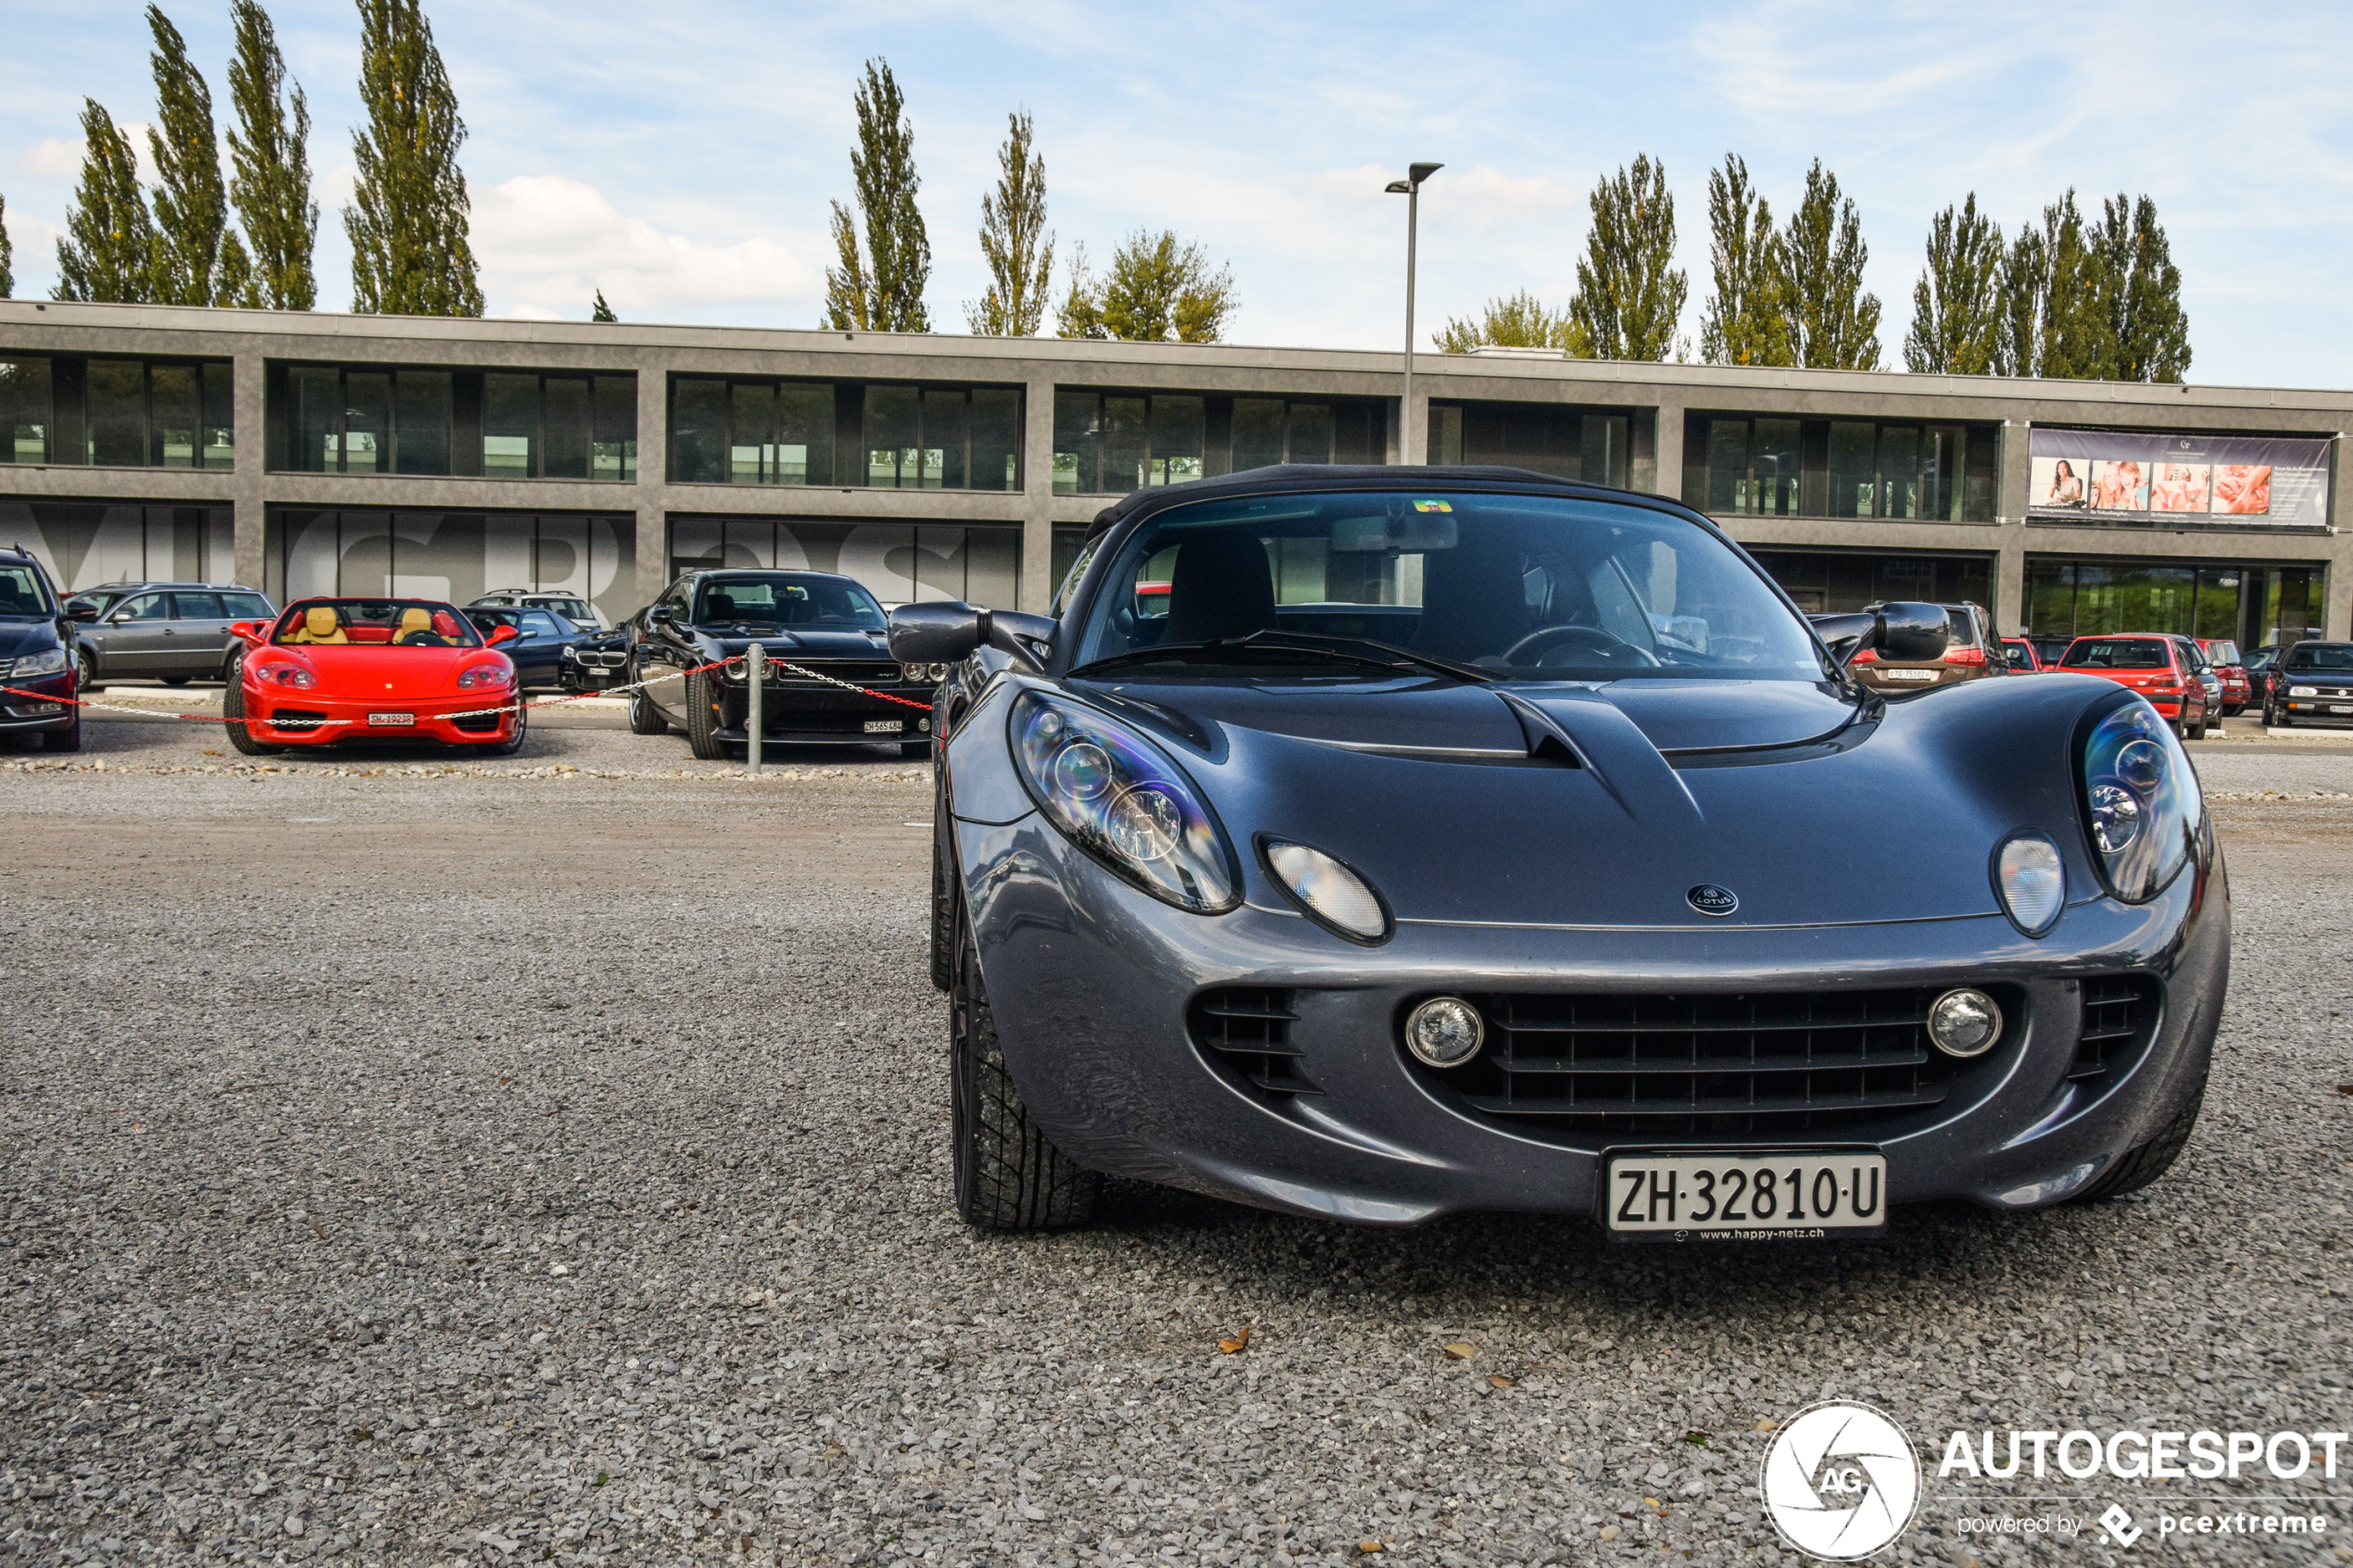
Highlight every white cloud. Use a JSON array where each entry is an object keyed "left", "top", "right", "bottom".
[
  {"left": 469, "top": 174, "right": 825, "bottom": 320},
  {"left": 19, "top": 137, "right": 81, "bottom": 179}
]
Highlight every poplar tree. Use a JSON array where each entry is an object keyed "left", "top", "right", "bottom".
[
  {"left": 2092, "top": 193, "right": 2190, "bottom": 383},
  {"left": 1780, "top": 159, "right": 1881, "bottom": 370},
  {"left": 1698, "top": 154, "right": 1788, "bottom": 367},
  {"left": 0, "top": 194, "right": 12, "bottom": 299},
  {"left": 592, "top": 288, "right": 617, "bottom": 321},
  {"left": 968, "top": 110, "right": 1052, "bottom": 336},
  {"left": 1436, "top": 290, "right": 1573, "bottom": 354},
  {"left": 227, "top": 0, "right": 317, "bottom": 310},
  {"left": 1055, "top": 232, "right": 1235, "bottom": 343},
  {"left": 1566, "top": 154, "right": 1686, "bottom": 360},
  {"left": 345, "top": 0, "right": 482, "bottom": 317},
  {"left": 54, "top": 101, "right": 156, "bottom": 303},
  {"left": 1999, "top": 191, "right": 2101, "bottom": 379},
  {"left": 147, "top": 5, "right": 252, "bottom": 307},
  {"left": 1903, "top": 194, "right": 2004, "bottom": 375},
  {"left": 824, "top": 59, "right": 930, "bottom": 332}
]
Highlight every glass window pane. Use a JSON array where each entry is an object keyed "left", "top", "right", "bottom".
[
  {"left": 1827, "top": 421, "right": 1875, "bottom": 519},
  {"left": 670, "top": 378, "right": 727, "bottom": 483},
  {"left": 542, "top": 375, "right": 590, "bottom": 480},
  {"left": 288, "top": 367, "right": 339, "bottom": 471},
  {"left": 1428, "top": 404, "right": 1462, "bottom": 466},
  {"left": 88, "top": 359, "right": 145, "bottom": 467},
  {"left": 1231, "top": 398, "right": 1285, "bottom": 471},
  {"left": 1750, "top": 419, "right": 1800, "bottom": 515},
  {"left": 171, "top": 591, "right": 223, "bottom": 619},
  {"left": 2027, "top": 560, "right": 2074, "bottom": 638},
  {"left": 343, "top": 370, "right": 391, "bottom": 475},
  {"left": 865, "top": 385, "right": 918, "bottom": 488},
  {"left": 395, "top": 371, "right": 453, "bottom": 475},
  {"left": 1964, "top": 425, "right": 1997, "bottom": 521},
  {"left": 150, "top": 364, "right": 199, "bottom": 469},
  {"left": 1051, "top": 391, "right": 1098, "bottom": 495},
  {"left": 1922, "top": 426, "right": 1964, "bottom": 521},
  {"left": 970, "top": 388, "right": 1020, "bottom": 492},
  {"left": 119, "top": 591, "right": 170, "bottom": 620},
  {"left": 730, "top": 382, "right": 776, "bottom": 484},
  {"left": 1287, "top": 403, "right": 1334, "bottom": 465},
  {"left": 483, "top": 373, "right": 539, "bottom": 479},
  {"left": 1148, "top": 395, "right": 1205, "bottom": 486},
  {"left": 592, "top": 375, "right": 636, "bottom": 482},
  {"left": 1331, "top": 401, "right": 1379, "bottom": 466},
  {"left": 1580, "top": 414, "right": 1629, "bottom": 488},
  {"left": 965, "top": 526, "right": 1022, "bottom": 609},
  {"left": 201, "top": 361, "right": 234, "bottom": 470},
  {"left": 1876, "top": 427, "right": 1920, "bottom": 519},
  {"left": 778, "top": 383, "right": 833, "bottom": 485},
  {"left": 924, "top": 388, "right": 968, "bottom": 489},
  {"left": 0, "top": 359, "right": 51, "bottom": 463},
  {"left": 1703, "top": 420, "right": 1748, "bottom": 513},
  {"left": 1101, "top": 396, "right": 1147, "bottom": 493}
]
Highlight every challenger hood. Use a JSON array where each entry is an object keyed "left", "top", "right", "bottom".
[{"left": 1076, "top": 673, "right": 2103, "bottom": 931}]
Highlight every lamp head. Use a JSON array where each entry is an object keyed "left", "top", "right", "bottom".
[{"left": 1408, "top": 161, "right": 1443, "bottom": 184}]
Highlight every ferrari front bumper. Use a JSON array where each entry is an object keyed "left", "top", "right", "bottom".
[
  {"left": 964, "top": 815, "right": 2228, "bottom": 1227},
  {"left": 252, "top": 690, "right": 521, "bottom": 746}
]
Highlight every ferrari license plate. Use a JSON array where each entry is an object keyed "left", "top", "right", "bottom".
[
  {"left": 863, "top": 719, "right": 902, "bottom": 734},
  {"left": 1882, "top": 669, "right": 1936, "bottom": 683},
  {"left": 367, "top": 712, "right": 417, "bottom": 727},
  {"left": 1603, "top": 1149, "right": 1886, "bottom": 1240}
]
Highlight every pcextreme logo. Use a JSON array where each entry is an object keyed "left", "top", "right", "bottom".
[{"left": 1760, "top": 1400, "right": 1923, "bottom": 1561}]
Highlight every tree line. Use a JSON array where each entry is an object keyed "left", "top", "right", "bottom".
[
  {"left": 4, "top": 0, "right": 475, "bottom": 316},
  {"left": 1442, "top": 152, "right": 2190, "bottom": 383}
]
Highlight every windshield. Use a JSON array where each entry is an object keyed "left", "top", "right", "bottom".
[
  {"left": 694, "top": 574, "right": 886, "bottom": 633},
  {"left": 1069, "top": 491, "right": 1825, "bottom": 682},
  {"left": 2062, "top": 638, "right": 2171, "bottom": 671},
  {"left": 0, "top": 565, "right": 57, "bottom": 618},
  {"left": 273, "top": 598, "right": 483, "bottom": 648},
  {"left": 2284, "top": 644, "right": 2353, "bottom": 671},
  {"left": 2205, "top": 641, "right": 2240, "bottom": 666}
]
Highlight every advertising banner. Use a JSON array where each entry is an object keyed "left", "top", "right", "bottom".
[{"left": 2027, "top": 427, "right": 2332, "bottom": 529}]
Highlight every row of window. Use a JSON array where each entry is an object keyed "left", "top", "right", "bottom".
[
  {"left": 668, "top": 379, "right": 1023, "bottom": 491},
  {"left": 1050, "top": 391, "right": 1384, "bottom": 495},
  {"left": 0, "top": 358, "right": 235, "bottom": 470},
  {"left": 1686, "top": 415, "right": 2001, "bottom": 523},
  {"left": 274, "top": 366, "right": 638, "bottom": 481}
]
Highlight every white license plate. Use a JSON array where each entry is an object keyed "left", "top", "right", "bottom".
[
  {"left": 367, "top": 712, "right": 416, "bottom": 727},
  {"left": 1881, "top": 669, "right": 1937, "bottom": 683},
  {"left": 863, "top": 719, "right": 902, "bottom": 734},
  {"left": 2334, "top": 706, "right": 2352, "bottom": 715},
  {"left": 1604, "top": 1149, "right": 1887, "bottom": 1240}
]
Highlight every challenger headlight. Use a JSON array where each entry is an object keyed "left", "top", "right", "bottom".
[
  {"left": 457, "top": 663, "right": 513, "bottom": 691},
  {"left": 10, "top": 646, "right": 67, "bottom": 677},
  {"left": 1010, "top": 690, "right": 1239, "bottom": 914},
  {"left": 2078, "top": 699, "right": 2200, "bottom": 902}
]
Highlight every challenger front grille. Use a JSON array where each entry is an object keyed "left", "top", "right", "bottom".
[
  {"left": 1410, "top": 988, "right": 1979, "bottom": 1138},
  {"left": 1189, "top": 988, "right": 1319, "bottom": 1098}
]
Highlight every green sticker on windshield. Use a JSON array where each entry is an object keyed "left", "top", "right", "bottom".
[{"left": 1412, "top": 499, "right": 1453, "bottom": 512}]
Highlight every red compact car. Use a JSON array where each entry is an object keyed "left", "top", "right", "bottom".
[
  {"left": 223, "top": 596, "right": 527, "bottom": 756},
  {"left": 2196, "top": 637, "right": 2251, "bottom": 715},
  {"left": 2054, "top": 633, "right": 2215, "bottom": 739}
]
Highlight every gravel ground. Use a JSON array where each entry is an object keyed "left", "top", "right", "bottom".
[{"left": 2, "top": 718, "right": 2350, "bottom": 1567}]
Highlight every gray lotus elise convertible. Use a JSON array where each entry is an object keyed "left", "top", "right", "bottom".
[{"left": 889, "top": 467, "right": 2226, "bottom": 1239}]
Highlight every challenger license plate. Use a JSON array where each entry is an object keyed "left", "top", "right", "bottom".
[
  {"left": 1604, "top": 1149, "right": 1887, "bottom": 1240},
  {"left": 863, "top": 719, "right": 902, "bottom": 734},
  {"left": 367, "top": 712, "right": 416, "bottom": 727}
]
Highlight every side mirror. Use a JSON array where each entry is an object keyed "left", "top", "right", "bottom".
[
  {"left": 888, "top": 602, "right": 1053, "bottom": 672},
  {"left": 647, "top": 606, "right": 675, "bottom": 626},
  {"left": 108, "top": 610, "right": 135, "bottom": 625},
  {"left": 227, "top": 621, "right": 262, "bottom": 643},
  {"left": 69, "top": 606, "right": 99, "bottom": 623},
  {"left": 486, "top": 624, "right": 521, "bottom": 646},
  {"left": 1808, "top": 602, "right": 1951, "bottom": 668}
]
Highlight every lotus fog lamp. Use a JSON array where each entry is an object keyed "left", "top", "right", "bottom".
[
  {"left": 1927, "top": 987, "right": 2003, "bottom": 1058},
  {"left": 1404, "top": 997, "right": 1484, "bottom": 1068},
  {"left": 1262, "top": 839, "right": 1390, "bottom": 943},
  {"left": 1992, "top": 832, "right": 2065, "bottom": 936}
]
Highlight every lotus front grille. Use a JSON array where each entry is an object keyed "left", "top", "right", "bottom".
[{"left": 1189, "top": 988, "right": 1318, "bottom": 1099}]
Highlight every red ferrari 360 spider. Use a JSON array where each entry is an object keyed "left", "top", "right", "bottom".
[{"left": 223, "top": 597, "right": 528, "bottom": 756}]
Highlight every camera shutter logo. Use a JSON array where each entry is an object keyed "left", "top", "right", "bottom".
[{"left": 1759, "top": 1401, "right": 1920, "bottom": 1561}]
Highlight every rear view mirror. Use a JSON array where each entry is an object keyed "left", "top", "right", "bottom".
[
  {"left": 227, "top": 621, "right": 262, "bottom": 643},
  {"left": 1330, "top": 512, "right": 1459, "bottom": 554},
  {"left": 1809, "top": 602, "right": 1951, "bottom": 668},
  {"left": 647, "top": 606, "right": 674, "bottom": 626},
  {"left": 888, "top": 602, "right": 1053, "bottom": 671}
]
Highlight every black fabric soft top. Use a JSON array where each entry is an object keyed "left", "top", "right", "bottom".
[{"left": 1078, "top": 464, "right": 1645, "bottom": 544}]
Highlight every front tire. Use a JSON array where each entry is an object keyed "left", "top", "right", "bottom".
[
  {"left": 929, "top": 764, "right": 955, "bottom": 993},
  {"left": 2078, "top": 1076, "right": 2207, "bottom": 1202},
  {"left": 484, "top": 699, "right": 529, "bottom": 758},
  {"left": 77, "top": 646, "right": 100, "bottom": 692},
  {"left": 684, "top": 670, "right": 727, "bottom": 759},
  {"left": 221, "top": 659, "right": 282, "bottom": 756},
  {"left": 950, "top": 914, "right": 1100, "bottom": 1232},
  {"left": 41, "top": 710, "right": 81, "bottom": 752}
]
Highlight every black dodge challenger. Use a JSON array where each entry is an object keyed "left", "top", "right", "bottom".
[
  {"left": 890, "top": 467, "right": 2227, "bottom": 1238},
  {"left": 626, "top": 569, "right": 940, "bottom": 758}
]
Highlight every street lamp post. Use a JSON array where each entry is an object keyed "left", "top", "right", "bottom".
[{"left": 1385, "top": 161, "right": 1442, "bottom": 465}]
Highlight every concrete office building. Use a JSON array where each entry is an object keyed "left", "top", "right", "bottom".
[{"left": 1, "top": 300, "right": 2345, "bottom": 650}]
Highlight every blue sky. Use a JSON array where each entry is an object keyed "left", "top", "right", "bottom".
[{"left": 5, "top": 0, "right": 2349, "bottom": 389}]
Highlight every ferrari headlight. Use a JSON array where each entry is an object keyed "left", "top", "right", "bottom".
[
  {"left": 10, "top": 646, "right": 67, "bottom": 677},
  {"left": 2078, "top": 699, "right": 2200, "bottom": 902},
  {"left": 1992, "top": 833, "right": 2065, "bottom": 936},
  {"left": 258, "top": 664, "right": 316, "bottom": 688},
  {"left": 1263, "top": 840, "right": 1390, "bottom": 943},
  {"left": 1010, "top": 690, "right": 1239, "bottom": 914},
  {"left": 457, "top": 663, "right": 513, "bottom": 690}
]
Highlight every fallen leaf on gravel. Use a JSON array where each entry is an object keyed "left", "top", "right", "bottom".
[
  {"left": 1754, "top": 1418, "right": 1778, "bottom": 1432},
  {"left": 306, "top": 1218, "right": 327, "bottom": 1240},
  {"left": 1643, "top": 1496, "right": 1660, "bottom": 1508},
  {"left": 1598, "top": 1524, "right": 1620, "bottom": 1541},
  {"left": 1442, "top": 1342, "right": 1478, "bottom": 1360},
  {"left": 1218, "top": 1325, "right": 1252, "bottom": 1354},
  {"left": 1357, "top": 1540, "right": 1383, "bottom": 1553},
  {"left": 1487, "top": 1374, "right": 1516, "bottom": 1388},
  {"left": 2334, "top": 1084, "right": 2353, "bottom": 1097}
]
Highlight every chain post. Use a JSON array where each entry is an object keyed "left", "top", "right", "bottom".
[{"left": 747, "top": 645, "right": 764, "bottom": 775}]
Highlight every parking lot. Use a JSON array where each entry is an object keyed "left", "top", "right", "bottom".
[{"left": 4, "top": 698, "right": 2351, "bottom": 1567}]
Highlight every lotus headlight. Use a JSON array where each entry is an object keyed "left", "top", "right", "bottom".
[
  {"left": 2078, "top": 698, "right": 2200, "bottom": 902},
  {"left": 1010, "top": 690, "right": 1239, "bottom": 914},
  {"left": 11, "top": 646, "right": 67, "bottom": 677}
]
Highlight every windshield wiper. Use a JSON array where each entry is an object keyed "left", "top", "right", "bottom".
[{"left": 1076, "top": 629, "right": 1492, "bottom": 684}]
